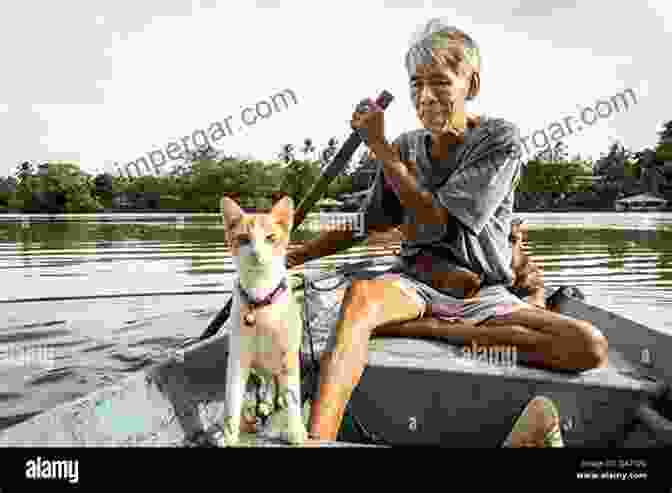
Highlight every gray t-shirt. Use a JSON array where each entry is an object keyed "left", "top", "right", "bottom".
[{"left": 360, "top": 114, "right": 522, "bottom": 287}]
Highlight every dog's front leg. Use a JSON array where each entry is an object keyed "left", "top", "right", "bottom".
[
  {"left": 276, "top": 350, "right": 308, "bottom": 445},
  {"left": 220, "top": 330, "right": 252, "bottom": 447}
]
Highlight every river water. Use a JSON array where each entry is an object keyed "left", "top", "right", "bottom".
[{"left": 0, "top": 212, "right": 671, "bottom": 431}]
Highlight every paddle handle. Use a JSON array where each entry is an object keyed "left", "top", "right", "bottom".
[{"left": 292, "top": 90, "right": 394, "bottom": 231}]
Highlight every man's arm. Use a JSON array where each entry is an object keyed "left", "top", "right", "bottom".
[
  {"left": 510, "top": 222, "right": 546, "bottom": 308},
  {"left": 370, "top": 143, "right": 448, "bottom": 227}
]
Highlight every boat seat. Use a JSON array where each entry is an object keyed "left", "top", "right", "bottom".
[{"left": 338, "top": 336, "right": 665, "bottom": 447}]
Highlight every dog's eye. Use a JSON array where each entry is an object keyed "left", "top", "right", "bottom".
[{"left": 266, "top": 234, "right": 276, "bottom": 243}]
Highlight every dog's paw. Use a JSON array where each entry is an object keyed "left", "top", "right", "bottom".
[
  {"left": 285, "top": 419, "right": 308, "bottom": 445},
  {"left": 264, "top": 409, "right": 307, "bottom": 445},
  {"left": 210, "top": 417, "right": 240, "bottom": 447}
]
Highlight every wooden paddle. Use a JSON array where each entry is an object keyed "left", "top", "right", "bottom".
[{"left": 192, "top": 90, "right": 395, "bottom": 344}]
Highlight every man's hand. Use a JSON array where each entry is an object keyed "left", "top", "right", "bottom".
[
  {"left": 513, "top": 259, "right": 545, "bottom": 293},
  {"left": 351, "top": 98, "right": 388, "bottom": 152},
  {"left": 286, "top": 248, "right": 306, "bottom": 270},
  {"left": 510, "top": 222, "right": 545, "bottom": 308}
]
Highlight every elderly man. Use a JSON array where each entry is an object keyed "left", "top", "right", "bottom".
[{"left": 287, "top": 18, "right": 608, "bottom": 441}]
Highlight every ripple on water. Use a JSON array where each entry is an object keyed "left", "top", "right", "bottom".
[
  {"left": 0, "top": 329, "right": 71, "bottom": 345},
  {"left": 0, "top": 411, "right": 42, "bottom": 430},
  {"left": 42, "top": 339, "right": 90, "bottom": 349},
  {"left": 28, "top": 366, "right": 79, "bottom": 386},
  {"left": 121, "top": 359, "right": 154, "bottom": 373},
  {"left": 0, "top": 392, "right": 23, "bottom": 403},
  {"left": 108, "top": 352, "right": 149, "bottom": 364},
  {"left": 0, "top": 320, "right": 67, "bottom": 333},
  {"left": 126, "top": 336, "right": 182, "bottom": 347},
  {"left": 80, "top": 343, "right": 118, "bottom": 353}
]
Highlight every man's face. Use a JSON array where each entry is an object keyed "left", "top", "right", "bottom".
[{"left": 411, "top": 61, "right": 472, "bottom": 138}]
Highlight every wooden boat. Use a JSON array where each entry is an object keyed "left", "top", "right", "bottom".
[{"left": 1, "top": 258, "right": 671, "bottom": 448}]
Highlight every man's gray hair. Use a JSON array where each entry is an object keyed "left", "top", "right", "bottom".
[{"left": 405, "top": 18, "right": 481, "bottom": 102}]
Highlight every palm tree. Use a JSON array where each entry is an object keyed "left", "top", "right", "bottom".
[
  {"left": 0, "top": 176, "right": 17, "bottom": 194},
  {"left": 301, "top": 138, "right": 316, "bottom": 161},
  {"left": 657, "top": 120, "right": 672, "bottom": 145},
  {"left": 16, "top": 161, "right": 33, "bottom": 180},
  {"left": 319, "top": 137, "right": 339, "bottom": 169},
  {"left": 655, "top": 120, "right": 672, "bottom": 167},
  {"left": 595, "top": 142, "right": 625, "bottom": 176},
  {"left": 185, "top": 144, "right": 219, "bottom": 163},
  {"left": 326, "top": 137, "right": 338, "bottom": 154},
  {"left": 278, "top": 144, "right": 295, "bottom": 164},
  {"left": 550, "top": 141, "right": 568, "bottom": 163}
]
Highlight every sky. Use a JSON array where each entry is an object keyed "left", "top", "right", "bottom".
[{"left": 0, "top": 0, "right": 670, "bottom": 178}]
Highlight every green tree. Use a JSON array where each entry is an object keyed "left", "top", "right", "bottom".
[
  {"left": 30, "top": 163, "right": 101, "bottom": 212},
  {"left": 322, "top": 137, "right": 339, "bottom": 162},
  {"left": 278, "top": 144, "right": 296, "bottom": 164},
  {"left": 93, "top": 172, "right": 115, "bottom": 208},
  {"left": 2, "top": 145, "right": 357, "bottom": 213},
  {"left": 280, "top": 159, "right": 321, "bottom": 208},
  {"left": 655, "top": 120, "right": 672, "bottom": 161},
  {"left": 301, "top": 138, "right": 316, "bottom": 161}
]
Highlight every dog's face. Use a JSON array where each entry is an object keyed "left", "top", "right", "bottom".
[{"left": 220, "top": 196, "right": 294, "bottom": 287}]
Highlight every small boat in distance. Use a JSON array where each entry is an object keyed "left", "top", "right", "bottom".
[{"left": 615, "top": 193, "right": 669, "bottom": 211}]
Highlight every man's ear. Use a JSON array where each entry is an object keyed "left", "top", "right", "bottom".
[
  {"left": 220, "top": 196, "right": 244, "bottom": 232},
  {"left": 270, "top": 196, "right": 294, "bottom": 231},
  {"left": 467, "top": 71, "right": 480, "bottom": 100}
]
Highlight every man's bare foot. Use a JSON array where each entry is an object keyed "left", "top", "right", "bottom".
[{"left": 502, "top": 396, "right": 564, "bottom": 447}]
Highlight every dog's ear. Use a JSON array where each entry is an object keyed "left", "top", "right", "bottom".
[
  {"left": 220, "top": 196, "right": 244, "bottom": 231},
  {"left": 270, "top": 195, "right": 294, "bottom": 231}
]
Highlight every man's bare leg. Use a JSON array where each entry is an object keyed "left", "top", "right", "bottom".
[
  {"left": 478, "top": 306, "right": 608, "bottom": 370},
  {"left": 377, "top": 305, "right": 608, "bottom": 371},
  {"left": 309, "top": 278, "right": 424, "bottom": 441},
  {"left": 309, "top": 282, "right": 608, "bottom": 440}
]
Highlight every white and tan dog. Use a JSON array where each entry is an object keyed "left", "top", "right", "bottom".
[{"left": 216, "top": 195, "right": 307, "bottom": 446}]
